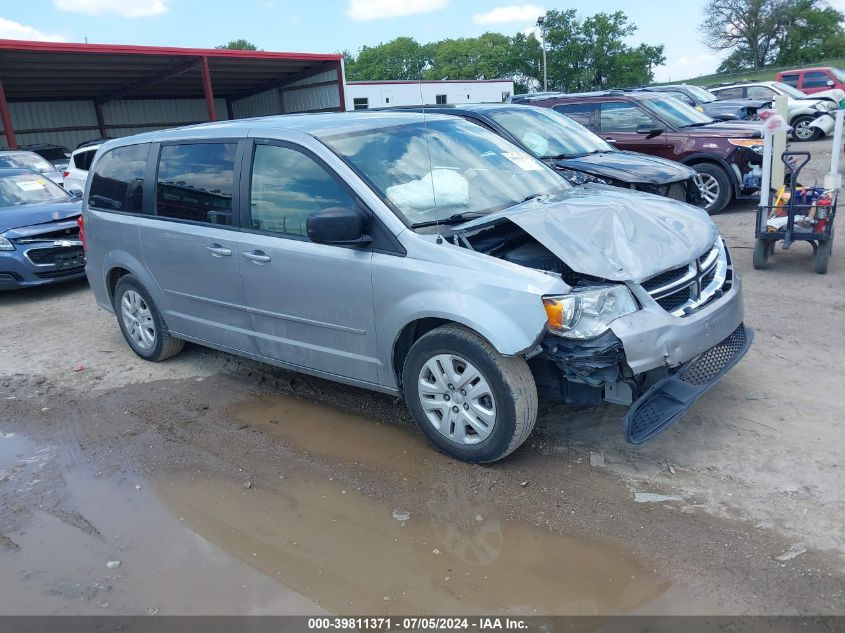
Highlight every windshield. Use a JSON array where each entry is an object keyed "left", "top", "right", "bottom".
[
  {"left": 0, "top": 172, "right": 69, "bottom": 207},
  {"left": 320, "top": 118, "right": 568, "bottom": 228},
  {"left": 773, "top": 82, "right": 807, "bottom": 99},
  {"left": 832, "top": 68, "right": 845, "bottom": 82},
  {"left": 643, "top": 97, "right": 713, "bottom": 128},
  {"left": 687, "top": 85, "right": 718, "bottom": 103},
  {"left": 0, "top": 153, "right": 57, "bottom": 175},
  {"left": 484, "top": 106, "right": 611, "bottom": 159}
]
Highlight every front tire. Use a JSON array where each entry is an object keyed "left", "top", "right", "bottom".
[
  {"left": 692, "top": 164, "right": 732, "bottom": 214},
  {"left": 113, "top": 275, "right": 184, "bottom": 361},
  {"left": 815, "top": 240, "right": 832, "bottom": 274},
  {"left": 753, "top": 239, "right": 770, "bottom": 269},
  {"left": 402, "top": 325, "right": 538, "bottom": 463},
  {"left": 791, "top": 116, "right": 821, "bottom": 142}
]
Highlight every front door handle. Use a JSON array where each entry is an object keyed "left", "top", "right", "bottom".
[
  {"left": 206, "top": 243, "right": 232, "bottom": 257},
  {"left": 242, "top": 250, "right": 271, "bottom": 263},
  {"left": 604, "top": 137, "right": 617, "bottom": 143}
]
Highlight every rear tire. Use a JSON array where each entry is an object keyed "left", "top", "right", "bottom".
[
  {"left": 815, "top": 240, "right": 831, "bottom": 274},
  {"left": 113, "top": 275, "right": 184, "bottom": 361},
  {"left": 753, "top": 239, "right": 770, "bottom": 270},
  {"left": 402, "top": 325, "right": 537, "bottom": 463},
  {"left": 791, "top": 116, "right": 821, "bottom": 142},
  {"left": 692, "top": 164, "right": 732, "bottom": 214}
]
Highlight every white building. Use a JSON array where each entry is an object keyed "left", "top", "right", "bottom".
[{"left": 344, "top": 79, "right": 515, "bottom": 110}]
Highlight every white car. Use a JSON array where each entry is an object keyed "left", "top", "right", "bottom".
[
  {"left": 709, "top": 81, "right": 840, "bottom": 141},
  {"left": 63, "top": 142, "right": 103, "bottom": 193}
]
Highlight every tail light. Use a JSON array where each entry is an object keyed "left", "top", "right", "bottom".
[
  {"left": 77, "top": 215, "right": 87, "bottom": 252},
  {"left": 63, "top": 171, "right": 69, "bottom": 178}
]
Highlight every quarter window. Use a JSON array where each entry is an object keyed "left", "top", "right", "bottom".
[
  {"left": 249, "top": 144, "right": 355, "bottom": 238},
  {"left": 73, "top": 148, "right": 96, "bottom": 171},
  {"left": 88, "top": 143, "right": 150, "bottom": 213},
  {"left": 600, "top": 102, "right": 656, "bottom": 132},
  {"left": 156, "top": 143, "right": 236, "bottom": 226}
]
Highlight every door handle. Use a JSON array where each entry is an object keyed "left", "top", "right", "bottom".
[
  {"left": 242, "top": 250, "right": 271, "bottom": 263},
  {"left": 604, "top": 138, "right": 617, "bottom": 143},
  {"left": 206, "top": 244, "right": 232, "bottom": 257}
]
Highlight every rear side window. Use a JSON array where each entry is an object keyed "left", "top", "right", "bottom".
[
  {"left": 781, "top": 73, "right": 800, "bottom": 87},
  {"left": 156, "top": 143, "right": 237, "bottom": 226},
  {"left": 249, "top": 144, "right": 354, "bottom": 238},
  {"left": 747, "top": 86, "right": 776, "bottom": 99},
  {"left": 88, "top": 143, "right": 149, "bottom": 213},
  {"left": 803, "top": 71, "right": 832, "bottom": 88},
  {"left": 553, "top": 102, "right": 599, "bottom": 129},
  {"left": 73, "top": 149, "right": 96, "bottom": 171}
]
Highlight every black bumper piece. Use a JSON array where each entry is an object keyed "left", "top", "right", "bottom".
[{"left": 623, "top": 324, "right": 753, "bottom": 444}]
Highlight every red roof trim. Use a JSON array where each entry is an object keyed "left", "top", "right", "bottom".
[
  {"left": 348, "top": 79, "right": 513, "bottom": 85},
  {"left": 0, "top": 39, "right": 342, "bottom": 62}
]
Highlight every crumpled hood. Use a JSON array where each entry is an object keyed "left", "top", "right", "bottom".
[
  {"left": 459, "top": 185, "right": 718, "bottom": 283},
  {"left": 0, "top": 199, "right": 81, "bottom": 234},
  {"left": 552, "top": 150, "right": 695, "bottom": 185}
]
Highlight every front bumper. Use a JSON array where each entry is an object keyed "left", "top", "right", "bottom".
[
  {"left": 0, "top": 246, "right": 86, "bottom": 290},
  {"left": 623, "top": 324, "right": 753, "bottom": 443}
]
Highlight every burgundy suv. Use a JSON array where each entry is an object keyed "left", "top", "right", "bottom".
[{"left": 519, "top": 90, "right": 764, "bottom": 213}]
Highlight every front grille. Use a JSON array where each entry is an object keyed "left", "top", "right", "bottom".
[
  {"left": 27, "top": 246, "right": 83, "bottom": 265},
  {"left": 642, "top": 240, "right": 731, "bottom": 317},
  {"left": 13, "top": 227, "right": 79, "bottom": 244},
  {"left": 678, "top": 325, "right": 748, "bottom": 385}
]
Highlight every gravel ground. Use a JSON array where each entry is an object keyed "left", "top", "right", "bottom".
[{"left": 0, "top": 139, "right": 842, "bottom": 616}]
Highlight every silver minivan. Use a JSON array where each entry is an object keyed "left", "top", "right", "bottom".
[{"left": 82, "top": 112, "right": 752, "bottom": 462}]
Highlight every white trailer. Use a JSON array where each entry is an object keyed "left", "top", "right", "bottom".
[{"left": 344, "top": 79, "right": 515, "bottom": 110}]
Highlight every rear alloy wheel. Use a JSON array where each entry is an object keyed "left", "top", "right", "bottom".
[
  {"left": 791, "top": 116, "right": 821, "bottom": 142},
  {"left": 113, "top": 275, "right": 184, "bottom": 362},
  {"left": 693, "top": 164, "right": 731, "bottom": 214}
]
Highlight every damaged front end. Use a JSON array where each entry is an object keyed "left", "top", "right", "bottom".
[{"left": 451, "top": 188, "right": 752, "bottom": 443}]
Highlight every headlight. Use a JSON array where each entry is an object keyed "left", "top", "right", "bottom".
[
  {"left": 729, "top": 138, "right": 764, "bottom": 154},
  {"left": 556, "top": 168, "right": 609, "bottom": 186},
  {"left": 543, "top": 285, "right": 638, "bottom": 339},
  {"left": 0, "top": 236, "right": 14, "bottom": 251}
]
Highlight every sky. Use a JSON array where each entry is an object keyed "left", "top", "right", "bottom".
[{"left": 1, "top": 0, "right": 843, "bottom": 83}]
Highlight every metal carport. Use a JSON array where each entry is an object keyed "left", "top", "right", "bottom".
[{"left": 0, "top": 39, "right": 346, "bottom": 149}]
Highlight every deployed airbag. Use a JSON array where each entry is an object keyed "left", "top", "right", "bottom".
[{"left": 386, "top": 169, "right": 469, "bottom": 211}]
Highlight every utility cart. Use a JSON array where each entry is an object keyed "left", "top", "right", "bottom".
[{"left": 753, "top": 151, "right": 837, "bottom": 274}]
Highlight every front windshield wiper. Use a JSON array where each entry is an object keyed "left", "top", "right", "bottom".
[
  {"left": 411, "top": 211, "right": 486, "bottom": 229},
  {"left": 681, "top": 121, "right": 712, "bottom": 128},
  {"left": 542, "top": 149, "right": 605, "bottom": 159}
]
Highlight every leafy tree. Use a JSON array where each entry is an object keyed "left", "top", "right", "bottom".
[
  {"left": 701, "top": 0, "right": 845, "bottom": 70},
  {"left": 345, "top": 37, "right": 432, "bottom": 81},
  {"left": 216, "top": 39, "right": 259, "bottom": 51}
]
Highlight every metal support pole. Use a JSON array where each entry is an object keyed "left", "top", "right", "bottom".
[
  {"left": 335, "top": 60, "right": 346, "bottom": 112},
  {"left": 94, "top": 100, "right": 107, "bottom": 138},
  {"left": 0, "top": 80, "right": 17, "bottom": 149},
  {"left": 541, "top": 28, "right": 548, "bottom": 92},
  {"left": 200, "top": 56, "right": 217, "bottom": 122}
]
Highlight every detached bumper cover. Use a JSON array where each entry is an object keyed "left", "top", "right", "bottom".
[
  {"left": 623, "top": 323, "right": 753, "bottom": 444},
  {"left": 810, "top": 113, "right": 835, "bottom": 135}
]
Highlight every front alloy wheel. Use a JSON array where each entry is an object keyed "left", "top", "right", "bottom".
[
  {"left": 418, "top": 353, "right": 497, "bottom": 445},
  {"left": 693, "top": 172, "right": 720, "bottom": 208},
  {"left": 792, "top": 117, "right": 820, "bottom": 142},
  {"left": 120, "top": 289, "right": 156, "bottom": 350}
]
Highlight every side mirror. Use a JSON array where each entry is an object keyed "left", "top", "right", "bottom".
[
  {"left": 307, "top": 206, "right": 372, "bottom": 247},
  {"left": 827, "top": 79, "right": 835, "bottom": 87},
  {"left": 636, "top": 123, "right": 665, "bottom": 138},
  {"left": 67, "top": 187, "right": 83, "bottom": 198}
]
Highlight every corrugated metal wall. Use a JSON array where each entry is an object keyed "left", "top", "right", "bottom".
[{"left": 0, "top": 65, "right": 341, "bottom": 149}]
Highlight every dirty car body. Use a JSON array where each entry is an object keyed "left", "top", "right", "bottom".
[
  {"left": 83, "top": 112, "right": 751, "bottom": 461},
  {"left": 0, "top": 168, "right": 85, "bottom": 290}
]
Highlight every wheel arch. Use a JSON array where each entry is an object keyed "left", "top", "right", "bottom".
[{"left": 681, "top": 154, "right": 741, "bottom": 196}]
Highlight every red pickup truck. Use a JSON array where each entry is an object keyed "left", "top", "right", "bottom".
[{"left": 776, "top": 67, "right": 845, "bottom": 94}]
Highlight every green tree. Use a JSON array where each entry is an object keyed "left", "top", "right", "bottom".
[
  {"left": 701, "top": 0, "right": 845, "bottom": 70},
  {"left": 216, "top": 39, "right": 259, "bottom": 51},
  {"left": 345, "top": 37, "right": 432, "bottom": 81}
]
